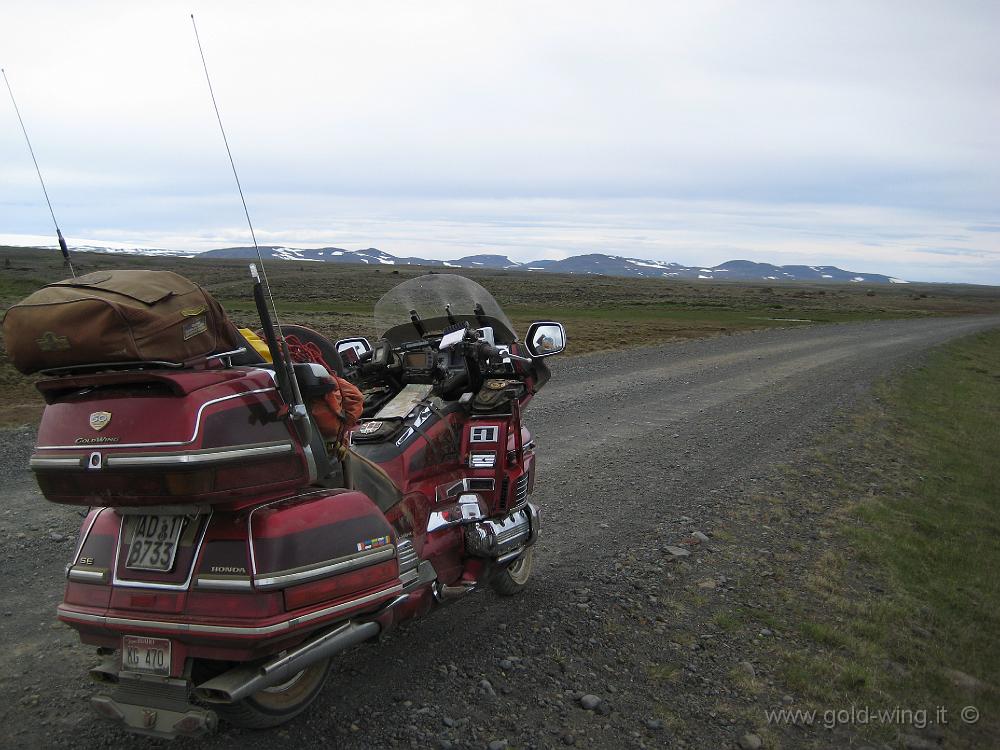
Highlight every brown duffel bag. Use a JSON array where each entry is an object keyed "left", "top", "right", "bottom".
[{"left": 2, "top": 269, "right": 240, "bottom": 374}]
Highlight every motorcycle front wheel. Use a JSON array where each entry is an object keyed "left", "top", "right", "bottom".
[
  {"left": 490, "top": 547, "right": 534, "bottom": 596},
  {"left": 212, "top": 657, "right": 332, "bottom": 729}
]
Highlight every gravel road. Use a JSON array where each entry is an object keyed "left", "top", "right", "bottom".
[{"left": 1, "top": 315, "right": 997, "bottom": 750}]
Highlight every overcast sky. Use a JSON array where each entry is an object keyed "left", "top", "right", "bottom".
[{"left": 2, "top": 1, "right": 998, "bottom": 283}]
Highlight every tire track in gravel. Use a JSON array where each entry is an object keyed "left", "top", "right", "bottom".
[{"left": 1, "top": 315, "right": 997, "bottom": 750}]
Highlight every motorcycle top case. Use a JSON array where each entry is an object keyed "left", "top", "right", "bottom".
[
  {"left": 2, "top": 269, "right": 240, "bottom": 374},
  {"left": 30, "top": 367, "right": 312, "bottom": 507}
]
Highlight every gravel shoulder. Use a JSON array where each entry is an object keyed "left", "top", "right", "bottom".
[{"left": 1, "top": 315, "right": 997, "bottom": 750}]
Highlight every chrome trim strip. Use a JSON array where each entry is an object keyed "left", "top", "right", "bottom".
[
  {"left": 399, "top": 569, "right": 420, "bottom": 585},
  {"left": 301, "top": 440, "right": 319, "bottom": 485},
  {"left": 253, "top": 546, "right": 397, "bottom": 591},
  {"left": 68, "top": 567, "right": 108, "bottom": 584},
  {"left": 111, "top": 510, "right": 213, "bottom": 592},
  {"left": 378, "top": 594, "right": 410, "bottom": 612},
  {"left": 469, "top": 452, "right": 496, "bottom": 469},
  {"left": 65, "top": 507, "right": 106, "bottom": 578},
  {"left": 497, "top": 526, "right": 529, "bottom": 544},
  {"left": 208, "top": 346, "right": 247, "bottom": 360},
  {"left": 195, "top": 577, "right": 253, "bottom": 591},
  {"left": 35, "top": 387, "right": 277, "bottom": 450},
  {"left": 496, "top": 548, "right": 524, "bottom": 565},
  {"left": 30, "top": 455, "right": 85, "bottom": 469},
  {"left": 57, "top": 583, "right": 404, "bottom": 636},
  {"left": 113, "top": 504, "right": 212, "bottom": 516},
  {"left": 38, "top": 359, "right": 184, "bottom": 375},
  {"left": 106, "top": 442, "right": 293, "bottom": 468},
  {"left": 514, "top": 473, "right": 529, "bottom": 503}
]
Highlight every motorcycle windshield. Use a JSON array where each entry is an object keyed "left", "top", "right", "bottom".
[{"left": 374, "top": 274, "right": 517, "bottom": 345}]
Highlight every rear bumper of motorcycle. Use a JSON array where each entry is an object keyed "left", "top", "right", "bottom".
[
  {"left": 57, "top": 579, "right": 402, "bottom": 660},
  {"left": 85, "top": 615, "right": 390, "bottom": 739},
  {"left": 90, "top": 678, "right": 218, "bottom": 740}
]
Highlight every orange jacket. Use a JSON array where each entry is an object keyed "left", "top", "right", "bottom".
[{"left": 311, "top": 376, "right": 364, "bottom": 441}]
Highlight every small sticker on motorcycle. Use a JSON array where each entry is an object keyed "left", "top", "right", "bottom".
[
  {"left": 357, "top": 420, "right": 383, "bottom": 435},
  {"left": 357, "top": 535, "right": 390, "bottom": 552},
  {"left": 182, "top": 316, "right": 209, "bottom": 340}
]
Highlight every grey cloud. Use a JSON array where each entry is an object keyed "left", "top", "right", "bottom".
[{"left": 1, "top": 1, "right": 998, "bottom": 283}]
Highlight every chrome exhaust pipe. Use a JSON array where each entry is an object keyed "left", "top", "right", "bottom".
[
  {"left": 195, "top": 620, "right": 380, "bottom": 704},
  {"left": 89, "top": 657, "right": 120, "bottom": 685},
  {"left": 433, "top": 581, "right": 476, "bottom": 601}
]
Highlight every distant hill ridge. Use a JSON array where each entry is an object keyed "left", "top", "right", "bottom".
[
  {"left": 16, "top": 242, "right": 909, "bottom": 283},
  {"left": 198, "top": 246, "right": 909, "bottom": 283}
]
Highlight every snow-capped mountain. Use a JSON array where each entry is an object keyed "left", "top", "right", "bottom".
[
  {"left": 199, "top": 246, "right": 414, "bottom": 265},
  {"left": 199, "top": 247, "right": 533, "bottom": 270},
  {"left": 197, "top": 247, "right": 906, "bottom": 283},
  {"left": 36, "top": 243, "right": 197, "bottom": 259},
  {"left": 452, "top": 254, "right": 525, "bottom": 270},
  {"left": 520, "top": 255, "right": 908, "bottom": 283}
]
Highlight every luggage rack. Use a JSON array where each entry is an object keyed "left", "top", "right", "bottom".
[{"left": 37, "top": 347, "right": 249, "bottom": 377}]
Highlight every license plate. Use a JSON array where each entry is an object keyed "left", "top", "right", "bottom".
[
  {"left": 125, "top": 515, "right": 187, "bottom": 572},
  {"left": 122, "top": 635, "right": 171, "bottom": 676}
]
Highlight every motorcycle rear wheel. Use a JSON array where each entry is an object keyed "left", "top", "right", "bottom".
[
  {"left": 212, "top": 657, "right": 332, "bottom": 729},
  {"left": 490, "top": 547, "right": 534, "bottom": 596}
]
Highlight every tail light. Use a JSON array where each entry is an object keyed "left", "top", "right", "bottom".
[
  {"left": 35, "top": 454, "right": 305, "bottom": 506},
  {"left": 283, "top": 560, "right": 399, "bottom": 611}
]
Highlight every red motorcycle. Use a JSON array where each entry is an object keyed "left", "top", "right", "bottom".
[{"left": 24, "top": 271, "right": 565, "bottom": 738}]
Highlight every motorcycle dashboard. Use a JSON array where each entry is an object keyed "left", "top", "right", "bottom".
[
  {"left": 394, "top": 341, "right": 466, "bottom": 383},
  {"left": 402, "top": 351, "right": 434, "bottom": 370}
]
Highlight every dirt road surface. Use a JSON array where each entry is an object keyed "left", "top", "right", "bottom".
[{"left": 1, "top": 316, "right": 997, "bottom": 749}]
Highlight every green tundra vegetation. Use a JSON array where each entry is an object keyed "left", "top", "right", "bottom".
[{"left": 769, "top": 330, "right": 1000, "bottom": 746}]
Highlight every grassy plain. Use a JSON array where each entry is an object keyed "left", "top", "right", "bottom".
[
  {"left": 1, "top": 244, "right": 999, "bottom": 426},
  {"left": 765, "top": 330, "right": 1000, "bottom": 746}
]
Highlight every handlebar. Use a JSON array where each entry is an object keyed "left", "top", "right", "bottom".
[{"left": 476, "top": 341, "right": 533, "bottom": 364}]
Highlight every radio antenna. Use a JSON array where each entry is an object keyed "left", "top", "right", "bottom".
[
  {"left": 2, "top": 68, "right": 76, "bottom": 277},
  {"left": 189, "top": 15, "right": 281, "bottom": 323},
  {"left": 190, "top": 15, "right": 309, "bottom": 420}
]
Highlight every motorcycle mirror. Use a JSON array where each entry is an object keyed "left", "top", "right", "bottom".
[
  {"left": 336, "top": 337, "right": 372, "bottom": 363},
  {"left": 524, "top": 322, "right": 567, "bottom": 358}
]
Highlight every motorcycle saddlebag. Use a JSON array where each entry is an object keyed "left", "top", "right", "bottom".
[{"left": 2, "top": 270, "right": 240, "bottom": 374}]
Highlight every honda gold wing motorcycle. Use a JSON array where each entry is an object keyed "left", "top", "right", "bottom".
[{"left": 17, "top": 270, "right": 565, "bottom": 739}]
